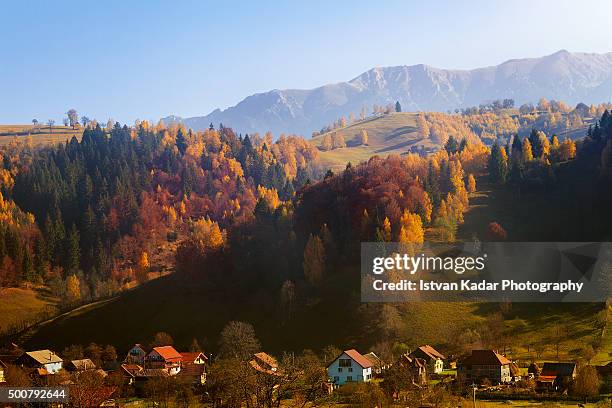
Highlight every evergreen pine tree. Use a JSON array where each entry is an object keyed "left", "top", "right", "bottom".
[{"left": 488, "top": 143, "right": 508, "bottom": 183}]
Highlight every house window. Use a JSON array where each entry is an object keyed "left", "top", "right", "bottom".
[
  {"left": 348, "top": 367, "right": 353, "bottom": 372},
  {"left": 334, "top": 376, "right": 339, "bottom": 382},
  {"left": 347, "top": 376, "right": 353, "bottom": 382},
  {"left": 339, "top": 359, "right": 352, "bottom": 367},
  {"left": 338, "top": 368, "right": 342, "bottom": 372}
]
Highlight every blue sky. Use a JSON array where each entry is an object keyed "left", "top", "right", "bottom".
[{"left": 2, "top": 0, "right": 612, "bottom": 124}]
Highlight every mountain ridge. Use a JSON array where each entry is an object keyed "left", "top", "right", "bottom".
[{"left": 163, "top": 50, "right": 612, "bottom": 136}]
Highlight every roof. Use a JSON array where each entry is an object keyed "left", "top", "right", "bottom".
[
  {"left": 541, "top": 362, "right": 576, "bottom": 377},
  {"left": 24, "top": 350, "right": 63, "bottom": 365},
  {"left": 253, "top": 352, "right": 278, "bottom": 368},
  {"left": 135, "top": 368, "right": 170, "bottom": 378},
  {"left": 179, "top": 363, "right": 206, "bottom": 377},
  {"left": 180, "top": 352, "right": 207, "bottom": 364},
  {"left": 399, "top": 354, "right": 427, "bottom": 369},
  {"left": 413, "top": 345, "right": 445, "bottom": 360},
  {"left": 249, "top": 352, "right": 280, "bottom": 375},
  {"left": 120, "top": 364, "right": 142, "bottom": 377},
  {"left": 363, "top": 352, "right": 382, "bottom": 367},
  {"left": 328, "top": 350, "right": 373, "bottom": 369},
  {"left": 150, "top": 346, "right": 182, "bottom": 362},
  {"left": 461, "top": 350, "right": 511, "bottom": 366},
  {"left": 69, "top": 359, "right": 96, "bottom": 371}
]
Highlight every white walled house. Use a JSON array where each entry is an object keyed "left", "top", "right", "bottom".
[
  {"left": 410, "top": 345, "right": 445, "bottom": 374},
  {"left": 17, "top": 350, "right": 63, "bottom": 374},
  {"left": 327, "top": 349, "right": 373, "bottom": 385}
]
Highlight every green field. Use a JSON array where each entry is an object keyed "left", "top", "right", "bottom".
[
  {"left": 0, "top": 124, "right": 82, "bottom": 147},
  {"left": 311, "top": 112, "right": 435, "bottom": 171},
  {"left": 17, "top": 270, "right": 608, "bottom": 365}
]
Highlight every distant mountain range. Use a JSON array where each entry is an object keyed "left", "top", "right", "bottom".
[{"left": 163, "top": 50, "right": 612, "bottom": 136}]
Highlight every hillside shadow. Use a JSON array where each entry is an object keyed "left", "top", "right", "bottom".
[
  {"left": 385, "top": 126, "right": 418, "bottom": 141},
  {"left": 375, "top": 138, "right": 421, "bottom": 153}
]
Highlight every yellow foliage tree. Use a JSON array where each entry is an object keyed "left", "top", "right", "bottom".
[
  {"left": 257, "top": 185, "right": 281, "bottom": 210},
  {"left": 422, "top": 192, "right": 433, "bottom": 223},
  {"left": 192, "top": 217, "right": 225, "bottom": 250},
  {"left": 359, "top": 129, "right": 369, "bottom": 145},
  {"left": 467, "top": 174, "right": 476, "bottom": 193},
  {"left": 139, "top": 252, "right": 150, "bottom": 270},
  {"left": 66, "top": 274, "right": 81, "bottom": 304},
  {"left": 522, "top": 138, "right": 534, "bottom": 161},
  {"left": 558, "top": 139, "right": 577, "bottom": 161},
  {"left": 398, "top": 210, "right": 424, "bottom": 244},
  {"left": 320, "top": 134, "right": 333, "bottom": 151},
  {"left": 382, "top": 217, "right": 392, "bottom": 242}
]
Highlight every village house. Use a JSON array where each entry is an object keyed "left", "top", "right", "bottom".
[
  {"left": 181, "top": 351, "right": 208, "bottom": 366},
  {"left": 124, "top": 344, "right": 147, "bottom": 365},
  {"left": 145, "top": 346, "right": 182, "bottom": 375},
  {"left": 16, "top": 350, "right": 63, "bottom": 374},
  {"left": 179, "top": 351, "right": 208, "bottom": 385},
  {"left": 410, "top": 345, "right": 445, "bottom": 374},
  {"left": 536, "top": 362, "right": 577, "bottom": 391},
  {"left": 363, "top": 352, "right": 388, "bottom": 375},
  {"left": 65, "top": 358, "right": 97, "bottom": 372},
  {"left": 120, "top": 363, "right": 142, "bottom": 385},
  {"left": 327, "top": 349, "right": 373, "bottom": 385},
  {"left": 457, "top": 350, "right": 511, "bottom": 385},
  {"left": 249, "top": 352, "right": 280, "bottom": 375},
  {"left": 397, "top": 353, "right": 428, "bottom": 386}
]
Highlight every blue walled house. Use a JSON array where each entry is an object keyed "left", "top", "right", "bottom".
[{"left": 327, "top": 349, "right": 373, "bottom": 385}]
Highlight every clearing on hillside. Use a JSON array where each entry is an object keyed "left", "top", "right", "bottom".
[
  {"left": 0, "top": 125, "right": 82, "bottom": 147},
  {"left": 311, "top": 112, "right": 435, "bottom": 171}
]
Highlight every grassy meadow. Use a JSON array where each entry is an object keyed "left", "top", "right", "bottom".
[
  {"left": 311, "top": 112, "right": 435, "bottom": 171},
  {"left": 0, "top": 124, "right": 82, "bottom": 147},
  {"left": 0, "top": 287, "right": 58, "bottom": 334}
]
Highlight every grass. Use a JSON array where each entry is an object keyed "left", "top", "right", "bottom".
[
  {"left": 0, "top": 124, "right": 82, "bottom": 147},
  {"left": 311, "top": 112, "right": 434, "bottom": 171},
  {"left": 0, "top": 287, "right": 58, "bottom": 334}
]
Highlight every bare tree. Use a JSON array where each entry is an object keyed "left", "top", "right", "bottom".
[
  {"left": 571, "top": 365, "right": 601, "bottom": 403},
  {"left": 218, "top": 321, "right": 260, "bottom": 360},
  {"left": 47, "top": 119, "right": 55, "bottom": 134},
  {"left": 66, "top": 109, "right": 79, "bottom": 129}
]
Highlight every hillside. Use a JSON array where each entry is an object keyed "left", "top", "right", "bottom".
[
  {"left": 0, "top": 125, "right": 82, "bottom": 146},
  {"left": 17, "top": 271, "right": 609, "bottom": 365},
  {"left": 18, "top": 170, "right": 610, "bottom": 365},
  {"left": 311, "top": 112, "right": 435, "bottom": 171},
  {"left": 0, "top": 287, "right": 58, "bottom": 335},
  {"left": 164, "top": 50, "right": 612, "bottom": 136}
]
